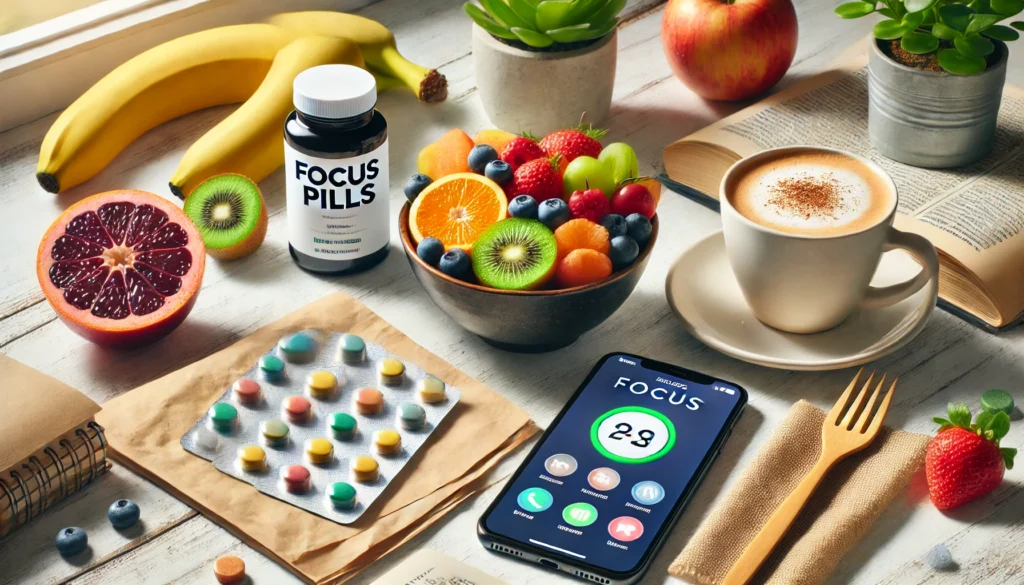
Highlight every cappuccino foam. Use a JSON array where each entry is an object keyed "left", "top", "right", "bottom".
[{"left": 729, "top": 151, "right": 893, "bottom": 236}]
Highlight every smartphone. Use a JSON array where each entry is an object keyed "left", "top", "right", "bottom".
[{"left": 478, "top": 353, "right": 747, "bottom": 585}]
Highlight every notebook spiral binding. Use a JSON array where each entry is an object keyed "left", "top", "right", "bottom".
[{"left": 0, "top": 422, "right": 107, "bottom": 530}]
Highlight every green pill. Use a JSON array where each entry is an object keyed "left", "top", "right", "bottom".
[
  {"left": 339, "top": 334, "right": 366, "bottom": 364},
  {"left": 328, "top": 482, "right": 357, "bottom": 510},
  {"left": 259, "top": 355, "right": 285, "bottom": 381},
  {"left": 208, "top": 403, "right": 238, "bottom": 433},
  {"left": 328, "top": 412, "right": 358, "bottom": 440},
  {"left": 278, "top": 333, "right": 315, "bottom": 363},
  {"left": 981, "top": 389, "right": 1015, "bottom": 415},
  {"left": 398, "top": 402, "right": 426, "bottom": 431}
]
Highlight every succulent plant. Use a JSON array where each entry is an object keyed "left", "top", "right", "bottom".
[
  {"left": 464, "top": 0, "right": 625, "bottom": 49},
  {"left": 835, "top": 0, "right": 1023, "bottom": 74}
]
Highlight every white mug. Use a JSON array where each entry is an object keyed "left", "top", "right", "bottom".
[{"left": 720, "top": 146, "right": 939, "bottom": 334}]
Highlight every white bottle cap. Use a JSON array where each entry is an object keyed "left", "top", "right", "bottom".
[{"left": 293, "top": 65, "right": 377, "bottom": 119}]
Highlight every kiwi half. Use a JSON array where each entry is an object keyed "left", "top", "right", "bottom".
[
  {"left": 471, "top": 218, "right": 557, "bottom": 290},
  {"left": 183, "top": 174, "right": 267, "bottom": 260}
]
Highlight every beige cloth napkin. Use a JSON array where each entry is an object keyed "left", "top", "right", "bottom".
[
  {"left": 96, "top": 293, "right": 538, "bottom": 584},
  {"left": 669, "top": 400, "right": 928, "bottom": 585}
]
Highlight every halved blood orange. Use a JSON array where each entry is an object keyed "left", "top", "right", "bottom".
[
  {"left": 408, "top": 173, "right": 508, "bottom": 250},
  {"left": 36, "top": 190, "right": 205, "bottom": 348}
]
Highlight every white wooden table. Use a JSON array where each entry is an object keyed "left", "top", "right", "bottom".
[{"left": 2, "top": 1, "right": 1023, "bottom": 584}]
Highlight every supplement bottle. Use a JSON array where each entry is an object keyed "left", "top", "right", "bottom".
[{"left": 285, "top": 65, "right": 389, "bottom": 274}]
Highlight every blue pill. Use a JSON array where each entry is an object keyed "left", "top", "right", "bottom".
[
  {"left": 339, "top": 334, "right": 366, "bottom": 364},
  {"left": 55, "top": 526, "right": 88, "bottom": 556},
  {"left": 278, "top": 333, "right": 315, "bottom": 362},
  {"left": 108, "top": 499, "right": 141, "bottom": 529}
]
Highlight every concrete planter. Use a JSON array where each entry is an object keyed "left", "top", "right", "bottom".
[
  {"left": 868, "top": 38, "right": 1008, "bottom": 168},
  {"left": 472, "top": 23, "right": 616, "bottom": 135}
]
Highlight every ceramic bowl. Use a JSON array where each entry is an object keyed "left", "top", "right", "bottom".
[{"left": 399, "top": 204, "right": 658, "bottom": 353}]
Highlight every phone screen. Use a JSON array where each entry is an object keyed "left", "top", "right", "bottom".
[{"left": 482, "top": 354, "right": 744, "bottom": 575}]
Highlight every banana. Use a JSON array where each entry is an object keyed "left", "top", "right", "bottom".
[
  {"left": 36, "top": 24, "right": 298, "bottom": 194},
  {"left": 268, "top": 12, "right": 448, "bottom": 103},
  {"left": 169, "top": 36, "right": 363, "bottom": 199}
]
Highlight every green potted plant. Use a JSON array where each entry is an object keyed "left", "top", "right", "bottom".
[
  {"left": 464, "top": 0, "right": 626, "bottom": 134},
  {"left": 836, "top": 0, "right": 1022, "bottom": 167}
]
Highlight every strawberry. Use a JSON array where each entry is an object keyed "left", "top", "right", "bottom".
[
  {"left": 511, "top": 156, "right": 564, "bottom": 203},
  {"left": 539, "top": 125, "right": 607, "bottom": 163},
  {"left": 500, "top": 136, "right": 546, "bottom": 171},
  {"left": 926, "top": 402, "right": 1016, "bottom": 510}
]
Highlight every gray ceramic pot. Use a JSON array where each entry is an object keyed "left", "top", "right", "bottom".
[
  {"left": 472, "top": 23, "right": 617, "bottom": 135},
  {"left": 868, "top": 38, "right": 1007, "bottom": 168},
  {"left": 399, "top": 204, "right": 657, "bottom": 353}
]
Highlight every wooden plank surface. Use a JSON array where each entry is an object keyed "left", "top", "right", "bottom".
[{"left": 1, "top": 0, "right": 1023, "bottom": 584}]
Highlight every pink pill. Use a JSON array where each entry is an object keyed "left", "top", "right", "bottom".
[
  {"left": 280, "top": 465, "right": 311, "bottom": 493},
  {"left": 282, "top": 396, "right": 312, "bottom": 423},
  {"left": 232, "top": 379, "right": 261, "bottom": 404}
]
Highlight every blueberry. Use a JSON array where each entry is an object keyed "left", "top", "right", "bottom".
[
  {"left": 439, "top": 248, "right": 473, "bottom": 281},
  {"left": 55, "top": 527, "right": 88, "bottom": 556},
  {"left": 484, "top": 160, "right": 513, "bottom": 185},
  {"left": 925, "top": 543, "right": 955, "bottom": 571},
  {"left": 403, "top": 174, "right": 432, "bottom": 203},
  {"left": 468, "top": 144, "right": 499, "bottom": 174},
  {"left": 609, "top": 236, "right": 640, "bottom": 269},
  {"left": 625, "top": 213, "right": 653, "bottom": 247},
  {"left": 509, "top": 195, "right": 539, "bottom": 219},
  {"left": 600, "top": 214, "right": 626, "bottom": 238},
  {"left": 416, "top": 237, "right": 445, "bottom": 266},
  {"left": 108, "top": 499, "right": 141, "bottom": 529},
  {"left": 538, "top": 198, "right": 571, "bottom": 231}
]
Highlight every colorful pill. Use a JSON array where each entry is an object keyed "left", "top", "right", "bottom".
[
  {"left": 214, "top": 555, "right": 246, "bottom": 584},
  {"left": 208, "top": 403, "right": 238, "bottom": 433},
  {"left": 374, "top": 429, "right": 402, "bottom": 456},
  {"left": 278, "top": 332, "right": 316, "bottom": 363},
  {"left": 232, "top": 378, "right": 262, "bottom": 405},
  {"left": 327, "top": 482, "right": 357, "bottom": 510},
  {"left": 306, "top": 370, "right": 339, "bottom": 399},
  {"left": 397, "top": 402, "right": 426, "bottom": 431},
  {"left": 418, "top": 375, "right": 447, "bottom": 403},
  {"left": 351, "top": 455, "right": 380, "bottom": 482},
  {"left": 282, "top": 395, "right": 312, "bottom": 423},
  {"left": 378, "top": 358, "right": 406, "bottom": 386},
  {"left": 354, "top": 388, "right": 384, "bottom": 415},
  {"left": 339, "top": 334, "right": 366, "bottom": 365},
  {"left": 237, "top": 445, "right": 266, "bottom": 472},
  {"left": 259, "top": 355, "right": 285, "bottom": 382},
  {"left": 280, "top": 465, "right": 312, "bottom": 493},
  {"left": 260, "top": 419, "right": 289, "bottom": 447},
  {"left": 328, "top": 412, "right": 358, "bottom": 440},
  {"left": 305, "top": 438, "right": 334, "bottom": 465}
]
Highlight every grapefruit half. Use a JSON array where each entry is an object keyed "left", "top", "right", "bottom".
[{"left": 37, "top": 190, "right": 206, "bottom": 347}]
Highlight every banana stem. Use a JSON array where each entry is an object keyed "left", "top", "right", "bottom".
[{"left": 375, "top": 45, "right": 447, "bottom": 103}]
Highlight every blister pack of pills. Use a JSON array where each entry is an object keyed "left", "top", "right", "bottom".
[{"left": 180, "top": 329, "right": 461, "bottom": 524}]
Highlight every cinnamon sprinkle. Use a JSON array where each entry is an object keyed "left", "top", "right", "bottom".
[{"left": 767, "top": 173, "right": 848, "bottom": 219}]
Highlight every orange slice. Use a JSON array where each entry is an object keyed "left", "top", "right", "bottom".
[{"left": 409, "top": 173, "right": 508, "bottom": 250}]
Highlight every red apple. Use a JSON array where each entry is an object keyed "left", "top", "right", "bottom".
[{"left": 661, "top": 0, "right": 798, "bottom": 101}]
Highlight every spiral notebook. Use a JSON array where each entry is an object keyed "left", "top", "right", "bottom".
[{"left": 0, "top": 353, "right": 108, "bottom": 539}]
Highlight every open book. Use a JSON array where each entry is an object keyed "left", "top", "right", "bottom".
[{"left": 661, "top": 49, "right": 1024, "bottom": 332}]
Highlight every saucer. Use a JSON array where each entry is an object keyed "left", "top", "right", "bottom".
[{"left": 665, "top": 230, "right": 937, "bottom": 371}]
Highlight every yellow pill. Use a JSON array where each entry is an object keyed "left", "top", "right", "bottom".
[
  {"left": 306, "top": 371, "right": 338, "bottom": 398},
  {"left": 378, "top": 358, "right": 405, "bottom": 384},
  {"left": 374, "top": 429, "right": 402, "bottom": 455},
  {"left": 418, "top": 375, "right": 446, "bottom": 403},
  {"left": 237, "top": 445, "right": 266, "bottom": 472},
  {"left": 351, "top": 455, "right": 380, "bottom": 482},
  {"left": 305, "top": 438, "right": 334, "bottom": 464}
]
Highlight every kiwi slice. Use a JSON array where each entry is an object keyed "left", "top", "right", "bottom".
[
  {"left": 472, "top": 218, "right": 557, "bottom": 290},
  {"left": 183, "top": 174, "right": 267, "bottom": 260}
]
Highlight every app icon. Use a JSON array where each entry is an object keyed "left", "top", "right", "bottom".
[
  {"left": 631, "top": 480, "right": 665, "bottom": 505},
  {"left": 587, "top": 467, "right": 621, "bottom": 491},
  {"left": 562, "top": 502, "right": 598, "bottom": 527},
  {"left": 517, "top": 487, "right": 553, "bottom": 513},
  {"left": 590, "top": 406, "right": 676, "bottom": 464},
  {"left": 544, "top": 454, "right": 578, "bottom": 477},
  {"left": 608, "top": 516, "right": 644, "bottom": 542}
]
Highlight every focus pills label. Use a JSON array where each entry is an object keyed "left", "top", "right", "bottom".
[{"left": 285, "top": 139, "right": 390, "bottom": 260}]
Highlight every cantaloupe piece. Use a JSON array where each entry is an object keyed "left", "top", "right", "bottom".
[{"left": 417, "top": 129, "right": 474, "bottom": 179}]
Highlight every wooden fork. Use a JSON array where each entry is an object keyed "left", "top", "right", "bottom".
[{"left": 721, "top": 369, "right": 896, "bottom": 585}]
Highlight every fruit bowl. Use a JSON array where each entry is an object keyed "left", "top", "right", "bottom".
[{"left": 399, "top": 204, "right": 658, "bottom": 352}]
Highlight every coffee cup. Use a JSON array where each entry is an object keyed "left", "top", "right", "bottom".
[{"left": 720, "top": 146, "right": 939, "bottom": 334}]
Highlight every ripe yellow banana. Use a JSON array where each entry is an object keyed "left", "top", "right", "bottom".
[
  {"left": 36, "top": 24, "right": 297, "bottom": 194},
  {"left": 169, "top": 36, "right": 363, "bottom": 199},
  {"left": 268, "top": 11, "right": 448, "bottom": 103}
]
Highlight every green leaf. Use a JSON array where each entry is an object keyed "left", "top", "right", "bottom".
[
  {"left": 907, "top": 0, "right": 939, "bottom": 12},
  {"left": 835, "top": 1, "right": 877, "bottom": 17},
  {"left": 587, "top": 0, "right": 627, "bottom": 27},
  {"left": 933, "top": 416, "right": 952, "bottom": 425},
  {"left": 465, "top": 3, "right": 519, "bottom": 39},
  {"left": 481, "top": 0, "right": 534, "bottom": 28},
  {"left": 956, "top": 33, "right": 996, "bottom": 56},
  {"left": 536, "top": 0, "right": 575, "bottom": 30},
  {"left": 879, "top": 7, "right": 898, "bottom": 17},
  {"left": 940, "top": 4, "right": 977, "bottom": 31},
  {"left": 544, "top": 22, "right": 592, "bottom": 42},
  {"left": 986, "top": 23, "right": 1022, "bottom": 38},
  {"left": 992, "top": 0, "right": 1024, "bottom": 16},
  {"left": 989, "top": 411, "right": 1011, "bottom": 439},
  {"left": 1002, "top": 447, "right": 1017, "bottom": 469},
  {"left": 970, "top": 0, "right": 993, "bottom": 11},
  {"left": 948, "top": 402, "right": 973, "bottom": 427},
  {"left": 576, "top": 17, "right": 616, "bottom": 39},
  {"left": 939, "top": 47, "right": 988, "bottom": 73},
  {"left": 563, "top": 0, "right": 604, "bottom": 25},
  {"left": 976, "top": 409, "right": 995, "bottom": 430},
  {"left": 510, "top": 26, "right": 554, "bottom": 47},
  {"left": 1013, "top": 21, "right": 1024, "bottom": 29},
  {"left": 967, "top": 13, "right": 1002, "bottom": 33},
  {"left": 875, "top": 19, "right": 915, "bottom": 38},
  {"left": 509, "top": 0, "right": 540, "bottom": 27},
  {"left": 904, "top": 10, "right": 927, "bottom": 27},
  {"left": 902, "top": 30, "right": 942, "bottom": 52},
  {"left": 932, "top": 21, "right": 960, "bottom": 38}
]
